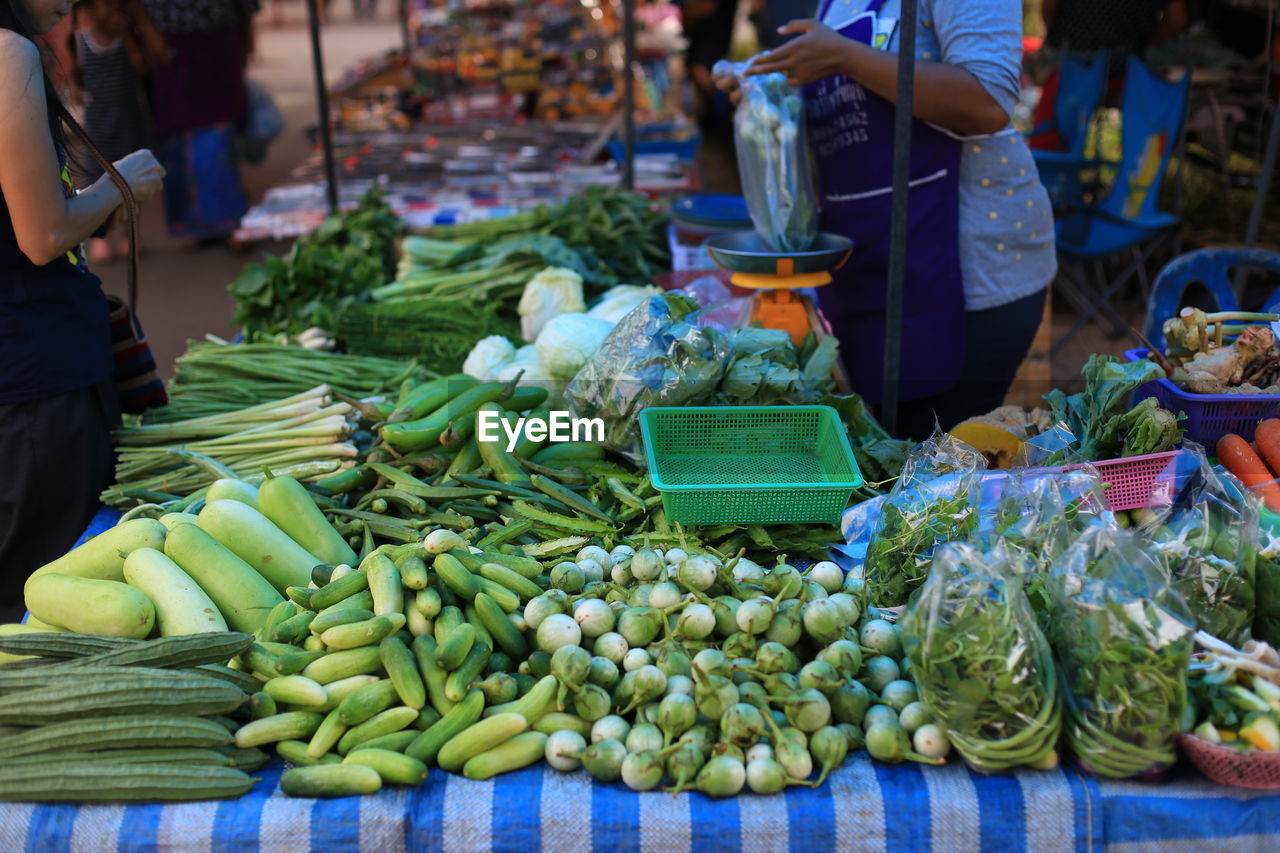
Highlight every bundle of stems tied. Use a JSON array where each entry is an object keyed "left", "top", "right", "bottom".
[
  {"left": 151, "top": 340, "right": 425, "bottom": 424},
  {"left": 102, "top": 386, "right": 358, "bottom": 507}
]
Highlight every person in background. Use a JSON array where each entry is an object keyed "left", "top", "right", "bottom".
[
  {"left": 140, "top": 0, "right": 257, "bottom": 242},
  {"left": 351, "top": 0, "right": 376, "bottom": 20},
  {"left": 68, "top": 0, "right": 165, "bottom": 262},
  {"left": 0, "top": 0, "right": 164, "bottom": 622},
  {"left": 717, "top": 2, "right": 1057, "bottom": 440},
  {"left": 682, "top": 0, "right": 738, "bottom": 132}
]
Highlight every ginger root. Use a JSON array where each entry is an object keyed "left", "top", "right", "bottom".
[{"left": 1174, "top": 326, "right": 1276, "bottom": 394}]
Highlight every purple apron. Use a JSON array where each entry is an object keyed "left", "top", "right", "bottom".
[{"left": 804, "top": 0, "right": 965, "bottom": 403}]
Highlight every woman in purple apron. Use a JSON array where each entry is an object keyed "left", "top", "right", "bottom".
[{"left": 720, "top": 1, "right": 1056, "bottom": 439}]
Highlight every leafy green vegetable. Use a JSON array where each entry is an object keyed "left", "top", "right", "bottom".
[
  {"left": 230, "top": 190, "right": 405, "bottom": 339},
  {"left": 1047, "top": 523, "right": 1194, "bottom": 778},
  {"left": 1043, "top": 354, "right": 1179, "bottom": 462},
  {"left": 1256, "top": 552, "right": 1280, "bottom": 648},
  {"left": 900, "top": 542, "right": 1061, "bottom": 772},
  {"left": 712, "top": 329, "right": 837, "bottom": 406}
]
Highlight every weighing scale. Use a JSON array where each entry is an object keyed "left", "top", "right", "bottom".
[{"left": 703, "top": 232, "right": 854, "bottom": 345}]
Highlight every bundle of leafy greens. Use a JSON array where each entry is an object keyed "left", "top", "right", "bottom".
[
  {"left": 864, "top": 433, "right": 987, "bottom": 607},
  {"left": 1134, "top": 452, "right": 1257, "bottom": 647},
  {"left": 1047, "top": 522, "right": 1194, "bottom": 779},
  {"left": 230, "top": 190, "right": 405, "bottom": 339},
  {"left": 713, "top": 327, "right": 839, "bottom": 406},
  {"left": 1043, "top": 354, "right": 1182, "bottom": 463},
  {"left": 1254, "top": 548, "right": 1280, "bottom": 648},
  {"left": 901, "top": 541, "right": 1062, "bottom": 773}
]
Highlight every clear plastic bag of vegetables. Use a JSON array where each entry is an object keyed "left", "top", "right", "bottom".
[
  {"left": 1131, "top": 445, "right": 1258, "bottom": 647},
  {"left": 864, "top": 432, "right": 987, "bottom": 608},
  {"left": 712, "top": 58, "right": 817, "bottom": 252},
  {"left": 1047, "top": 522, "right": 1195, "bottom": 779},
  {"left": 565, "top": 289, "right": 733, "bottom": 463},
  {"left": 900, "top": 541, "right": 1062, "bottom": 773}
]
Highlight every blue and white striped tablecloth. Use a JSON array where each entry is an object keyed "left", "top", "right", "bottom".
[{"left": 2, "top": 756, "right": 1278, "bottom": 853}]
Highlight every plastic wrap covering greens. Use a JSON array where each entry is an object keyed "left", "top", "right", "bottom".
[
  {"left": 900, "top": 542, "right": 1062, "bottom": 773},
  {"left": 713, "top": 59, "right": 817, "bottom": 252},
  {"left": 1047, "top": 523, "right": 1194, "bottom": 779},
  {"left": 1133, "top": 446, "right": 1257, "bottom": 647},
  {"left": 863, "top": 433, "right": 987, "bottom": 608}
]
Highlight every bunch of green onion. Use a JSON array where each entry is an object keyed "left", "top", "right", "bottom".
[{"left": 102, "top": 386, "right": 357, "bottom": 506}]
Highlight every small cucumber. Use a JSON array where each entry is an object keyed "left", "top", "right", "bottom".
[
  {"left": 364, "top": 553, "right": 404, "bottom": 617},
  {"left": 474, "top": 577, "right": 521, "bottom": 614},
  {"left": 250, "top": 692, "right": 277, "bottom": 720},
  {"left": 336, "top": 679, "right": 398, "bottom": 726},
  {"left": 415, "top": 588, "right": 442, "bottom": 618},
  {"left": 321, "top": 615, "right": 399, "bottom": 650},
  {"left": 263, "top": 675, "right": 328, "bottom": 709},
  {"left": 463, "top": 731, "right": 548, "bottom": 780},
  {"left": 433, "top": 553, "right": 480, "bottom": 602},
  {"left": 278, "top": 739, "right": 342, "bottom": 767},
  {"left": 530, "top": 712, "right": 592, "bottom": 738},
  {"left": 397, "top": 555, "right": 429, "bottom": 590},
  {"left": 444, "top": 643, "right": 491, "bottom": 703},
  {"left": 474, "top": 593, "right": 527, "bottom": 660},
  {"left": 234, "top": 712, "right": 324, "bottom": 748},
  {"left": 311, "top": 608, "right": 374, "bottom": 635},
  {"left": 307, "top": 708, "right": 349, "bottom": 758},
  {"left": 319, "top": 674, "right": 381, "bottom": 712},
  {"left": 434, "top": 623, "right": 476, "bottom": 671},
  {"left": 435, "top": 712, "right": 528, "bottom": 773},
  {"left": 310, "top": 570, "right": 370, "bottom": 611},
  {"left": 338, "top": 707, "right": 419, "bottom": 754},
  {"left": 462, "top": 605, "right": 493, "bottom": 651},
  {"left": 381, "top": 637, "right": 426, "bottom": 710},
  {"left": 477, "top": 563, "right": 543, "bottom": 601},
  {"left": 280, "top": 763, "right": 382, "bottom": 797},
  {"left": 405, "top": 689, "right": 484, "bottom": 765},
  {"left": 411, "top": 635, "right": 455, "bottom": 717},
  {"left": 433, "top": 606, "right": 464, "bottom": 645},
  {"left": 349, "top": 729, "right": 419, "bottom": 754},
  {"left": 343, "top": 748, "right": 428, "bottom": 785},
  {"left": 301, "top": 646, "right": 384, "bottom": 685},
  {"left": 275, "top": 650, "right": 325, "bottom": 676},
  {"left": 271, "top": 610, "right": 316, "bottom": 645}
]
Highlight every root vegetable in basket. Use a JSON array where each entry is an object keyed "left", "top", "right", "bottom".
[{"left": 1173, "top": 326, "right": 1276, "bottom": 394}]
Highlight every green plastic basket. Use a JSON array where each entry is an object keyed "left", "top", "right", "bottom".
[{"left": 638, "top": 405, "right": 863, "bottom": 525}]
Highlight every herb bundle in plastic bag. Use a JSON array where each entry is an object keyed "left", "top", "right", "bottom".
[
  {"left": 901, "top": 541, "right": 1062, "bottom": 772},
  {"left": 1047, "top": 522, "right": 1194, "bottom": 778},
  {"left": 712, "top": 59, "right": 817, "bottom": 252},
  {"left": 864, "top": 433, "right": 987, "bottom": 608},
  {"left": 1133, "top": 446, "right": 1257, "bottom": 647}
]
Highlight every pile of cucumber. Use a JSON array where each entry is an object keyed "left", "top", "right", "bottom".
[
  {"left": 231, "top": 528, "right": 946, "bottom": 798},
  {"left": 0, "top": 632, "right": 267, "bottom": 801}
]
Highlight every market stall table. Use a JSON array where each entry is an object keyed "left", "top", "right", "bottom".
[{"left": 6, "top": 508, "right": 1277, "bottom": 852}]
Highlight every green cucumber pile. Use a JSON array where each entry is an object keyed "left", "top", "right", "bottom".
[
  {"left": 0, "top": 632, "right": 266, "bottom": 802},
  {"left": 231, "top": 538, "right": 949, "bottom": 797}
]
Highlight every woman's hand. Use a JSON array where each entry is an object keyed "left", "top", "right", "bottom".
[
  {"left": 745, "top": 20, "right": 854, "bottom": 86},
  {"left": 713, "top": 72, "right": 742, "bottom": 106},
  {"left": 112, "top": 150, "right": 165, "bottom": 204}
]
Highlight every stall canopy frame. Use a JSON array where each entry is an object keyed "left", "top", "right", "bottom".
[{"left": 305, "top": 0, "right": 339, "bottom": 216}]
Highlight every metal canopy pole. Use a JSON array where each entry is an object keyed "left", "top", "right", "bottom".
[
  {"left": 305, "top": 0, "right": 339, "bottom": 216},
  {"left": 399, "top": 0, "right": 413, "bottom": 56},
  {"left": 1243, "top": 102, "right": 1280, "bottom": 251},
  {"left": 880, "top": 0, "right": 917, "bottom": 436},
  {"left": 621, "top": 0, "right": 637, "bottom": 190}
]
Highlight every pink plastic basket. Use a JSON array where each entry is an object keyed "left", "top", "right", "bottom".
[
  {"left": 1079, "top": 451, "right": 1181, "bottom": 511},
  {"left": 1126, "top": 349, "right": 1280, "bottom": 445},
  {"left": 1180, "top": 734, "right": 1280, "bottom": 790}
]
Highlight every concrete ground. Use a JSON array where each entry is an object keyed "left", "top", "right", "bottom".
[{"left": 94, "top": 3, "right": 402, "bottom": 379}]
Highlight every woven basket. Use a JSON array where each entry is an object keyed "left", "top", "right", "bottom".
[{"left": 1180, "top": 733, "right": 1280, "bottom": 789}]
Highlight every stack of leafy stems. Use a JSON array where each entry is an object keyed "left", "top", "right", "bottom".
[
  {"left": 1054, "top": 607, "right": 1189, "bottom": 778},
  {"left": 907, "top": 573, "right": 1061, "bottom": 772},
  {"left": 152, "top": 342, "right": 424, "bottom": 424},
  {"left": 103, "top": 386, "right": 357, "bottom": 505}
]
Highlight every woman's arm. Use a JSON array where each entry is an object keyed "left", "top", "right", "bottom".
[
  {"left": 745, "top": 20, "right": 1010, "bottom": 135},
  {"left": 0, "top": 36, "right": 163, "bottom": 266}
]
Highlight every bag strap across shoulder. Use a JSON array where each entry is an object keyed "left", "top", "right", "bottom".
[{"left": 53, "top": 101, "right": 140, "bottom": 311}]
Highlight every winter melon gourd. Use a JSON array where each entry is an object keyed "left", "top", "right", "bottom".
[{"left": 24, "top": 574, "right": 155, "bottom": 639}]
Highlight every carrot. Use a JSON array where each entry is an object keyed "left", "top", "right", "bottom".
[
  {"left": 1255, "top": 419, "right": 1280, "bottom": 481},
  {"left": 1217, "top": 433, "right": 1280, "bottom": 512}
]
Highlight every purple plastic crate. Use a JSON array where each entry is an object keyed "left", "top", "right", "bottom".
[{"left": 1125, "top": 349, "right": 1280, "bottom": 444}]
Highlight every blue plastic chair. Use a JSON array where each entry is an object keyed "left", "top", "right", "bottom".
[
  {"left": 1030, "top": 52, "right": 1110, "bottom": 210},
  {"left": 1141, "top": 247, "right": 1280, "bottom": 351},
  {"left": 1050, "top": 57, "right": 1191, "bottom": 358}
]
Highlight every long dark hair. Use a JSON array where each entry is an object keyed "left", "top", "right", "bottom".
[{"left": 0, "top": 0, "right": 69, "bottom": 149}]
